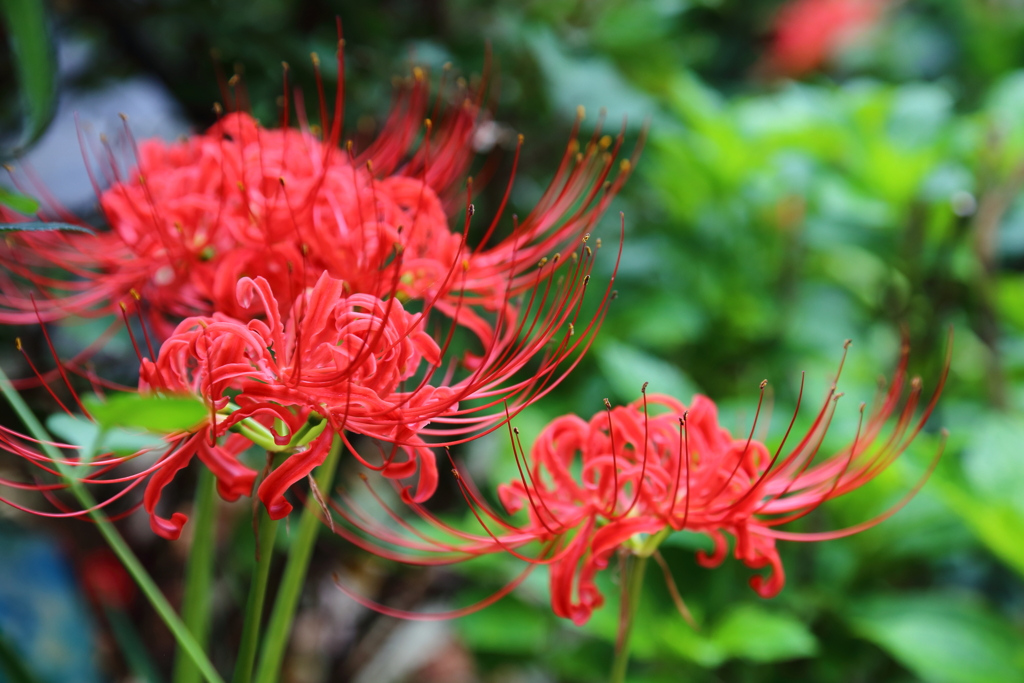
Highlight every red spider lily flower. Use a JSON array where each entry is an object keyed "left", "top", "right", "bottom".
[
  {"left": 768, "top": 0, "right": 884, "bottom": 77},
  {"left": 139, "top": 222, "right": 616, "bottom": 525},
  {"left": 0, "top": 42, "right": 637, "bottom": 342},
  {"left": 0, "top": 211, "right": 617, "bottom": 540},
  {"left": 325, "top": 341, "right": 947, "bottom": 625}
]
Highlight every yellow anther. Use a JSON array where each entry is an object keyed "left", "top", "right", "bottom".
[
  {"left": 620, "top": 159, "right": 632, "bottom": 173},
  {"left": 599, "top": 135, "right": 612, "bottom": 149},
  {"left": 577, "top": 105, "right": 585, "bottom": 120}
]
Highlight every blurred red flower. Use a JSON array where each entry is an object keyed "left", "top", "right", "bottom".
[{"left": 769, "top": 0, "right": 884, "bottom": 76}]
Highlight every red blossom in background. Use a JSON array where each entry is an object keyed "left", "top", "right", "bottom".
[{"left": 768, "top": 0, "right": 885, "bottom": 77}]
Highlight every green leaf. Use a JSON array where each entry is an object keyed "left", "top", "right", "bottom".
[
  {"left": 847, "top": 594, "right": 1024, "bottom": 683},
  {"left": 711, "top": 605, "right": 818, "bottom": 663},
  {"left": 0, "top": 222, "right": 94, "bottom": 234},
  {"left": 0, "top": 187, "right": 39, "bottom": 215},
  {"left": 0, "top": 0, "right": 58, "bottom": 152},
  {"left": 455, "top": 598, "right": 550, "bottom": 654},
  {"left": 596, "top": 340, "right": 700, "bottom": 404},
  {"left": 84, "top": 393, "right": 208, "bottom": 434},
  {"left": 46, "top": 413, "right": 166, "bottom": 455}
]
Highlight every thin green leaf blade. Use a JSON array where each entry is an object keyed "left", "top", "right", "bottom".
[
  {"left": 0, "top": 0, "right": 58, "bottom": 150},
  {"left": 0, "top": 221, "right": 93, "bottom": 234}
]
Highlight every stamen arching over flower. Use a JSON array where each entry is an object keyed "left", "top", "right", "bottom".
[
  {"left": 324, "top": 341, "right": 948, "bottom": 626},
  {"left": 0, "top": 42, "right": 639, "bottom": 344}
]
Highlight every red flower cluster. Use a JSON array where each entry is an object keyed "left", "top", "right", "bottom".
[
  {"left": 0, "top": 51, "right": 633, "bottom": 540},
  {"left": 0, "top": 65, "right": 632, "bottom": 341},
  {"left": 769, "top": 0, "right": 884, "bottom": 76},
  {"left": 330, "top": 344, "right": 946, "bottom": 625}
]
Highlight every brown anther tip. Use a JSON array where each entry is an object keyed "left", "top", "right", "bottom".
[
  {"left": 683, "top": 410, "right": 689, "bottom": 419},
  {"left": 834, "top": 392, "right": 845, "bottom": 400},
  {"left": 443, "top": 61, "right": 452, "bottom": 70},
  {"left": 513, "top": 427, "right": 520, "bottom": 434},
  {"left": 582, "top": 233, "right": 591, "bottom": 243},
  {"left": 537, "top": 257, "right": 548, "bottom": 268},
  {"left": 552, "top": 252, "right": 561, "bottom": 263},
  {"left": 310, "top": 52, "right": 320, "bottom": 66},
  {"left": 466, "top": 176, "right": 473, "bottom": 187},
  {"left": 576, "top": 105, "right": 585, "bottom": 119},
  {"left": 583, "top": 275, "right": 591, "bottom": 285},
  {"left": 462, "top": 259, "right": 470, "bottom": 271},
  {"left": 413, "top": 66, "right": 425, "bottom": 80},
  {"left": 912, "top": 377, "right": 922, "bottom": 389},
  {"left": 212, "top": 102, "right": 224, "bottom": 115},
  {"left": 228, "top": 74, "right": 240, "bottom": 86},
  {"left": 365, "top": 159, "right": 374, "bottom": 172},
  {"left": 585, "top": 246, "right": 592, "bottom": 257},
  {"left": 642, "top": 381, "right": 649, "bottom": 392},
  {"left": 610, "top": 290, "right": 618, "bottom": 300},
  {"left": 451, "top": 468, "right": 460, "bottom": 478},
  {"left": 119, "top": 301, "right": 128, "bottom": 311},
  {"left": 119, "top": 112, "right": 128, "bottom": 121},
  {"left": 281, "top": 61, "right": 290, "bottom": 71},
  {"left": 424, "top": 118, "right": 433, "bottom": 128},
  {"left": 467, "top": 204, "right": 475, "bottom": 216},
  {"left": 567, "top": 322, "right": 575, "bottom": 336},
  {"left": 843, "top": 339, "right": 853, "bottom": 349},
  {"left": 2, "top": 164, "right": 13, "bottom": 172},
  {"left": 15, "top": 338, "right": 21, "bottom": 351},
  {"left": 859, "top": 402, "right": 867, "bottom": 411},
  {"left": 345, "top": 140, "right": 354, "bottom": 152},
  {"left": 130, "top": 288, "right": 141, "bottom": 300},
  {"left": 619, "top": 159, "right": 632, "bottom": 173},
  {"left": 338, "top": 38, "right": 346, "bottom": 48},
  {"left": 278, "top": 177, "right": 286, "bottom": 186},
  {"left": 595, "top": 238, "right": 602, "bottom": 248},
  {"left": 603, "top": 398, "right": 612, "bottom": 409},
  {"left": 518, "top": 133, "right": 525, "bottom": 144},
  {"left": 941, "top": 427, "right": 950, "bottom": 438},
  {"left": 760, "top": 379, "right": 768, "bottom": 389},
  {"left": 358, "top": 472, "right": 368, "bottom": 481}
]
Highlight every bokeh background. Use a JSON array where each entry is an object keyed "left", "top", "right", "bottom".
[{"left": 3, "top": 1, "right": 1024, "bottom": 682}]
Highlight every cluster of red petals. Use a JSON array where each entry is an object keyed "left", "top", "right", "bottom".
[
  {"left": 0, "top": 64, "right": 634, "bottom": 343},
  {"left": 0, "top": 52, "right": 636, "bottom": 543},
  {"left": 322, "top": 346, "right": 946, "bottom": 626},
  {"left": 493, "top": 347, "right": 944, "bottom": 624},
  {"left": 769, "top": 0, "right": 884, "bottom": 76}
]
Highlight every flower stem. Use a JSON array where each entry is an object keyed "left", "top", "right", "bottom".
[
  {"left": 252, "top": 436, "right": 342, "bottom": 683},
  {"left": 231, "top": 508, "right": 279, "bottom": 683},
  {"left": 0, "top": 366, "right": 226, "bottom": 683},
  {"left": 609, "top": 554, "right": 649, "bottom": 683},
  {"left": 173, "top": 466, "right": 219, "bottom": 683}
]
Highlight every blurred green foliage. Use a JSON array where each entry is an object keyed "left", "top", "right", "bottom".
[{"left": 6, "top": 0, "right": 1024, "bottom": 682}]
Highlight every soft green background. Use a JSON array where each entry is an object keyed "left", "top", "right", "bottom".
[{"left": 3, "top": 1, "right": 1024, "bottom": 682}]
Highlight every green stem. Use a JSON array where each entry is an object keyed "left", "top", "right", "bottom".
[
  {"left": 174, "top": 467, "right": 219, "bottom": 683},
  {"left": 231, "top": 508, "right": 280, "bottom": 683},
  {"left": 609, "top": 554, "right": 649, "bottom": 683},
  {"left": 0, "top": 366, "right": 226, "bottom": 683},
  {"left": 252, "top": 436, "right": 342, "bottom": 683}
]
